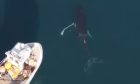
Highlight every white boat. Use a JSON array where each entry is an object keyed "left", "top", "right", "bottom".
[{"left": 0, "top": 42, "right": 43, "bottom": 84}]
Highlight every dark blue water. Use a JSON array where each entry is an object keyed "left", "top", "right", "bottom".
[{"left": 0, "top": 0, "right": 139, "bottom": 84}]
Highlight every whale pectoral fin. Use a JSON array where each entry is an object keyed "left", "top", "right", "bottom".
[
  {"left": 87, "top": 30, "right": 92, "bottom": 38},
  {"left": 60, "top": 22, "right": 75, "bottom": 36},
  {"left": 84, "top": 39, "right": 87, "bottom": 44}
]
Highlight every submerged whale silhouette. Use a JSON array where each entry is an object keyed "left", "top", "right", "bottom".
[{"left": 60, "top": 5, "right": 103, "bottom": 75}]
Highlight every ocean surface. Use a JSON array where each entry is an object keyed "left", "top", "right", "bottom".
[{"left": 0, "top": 0, "right": 139, "bottom": 84}]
